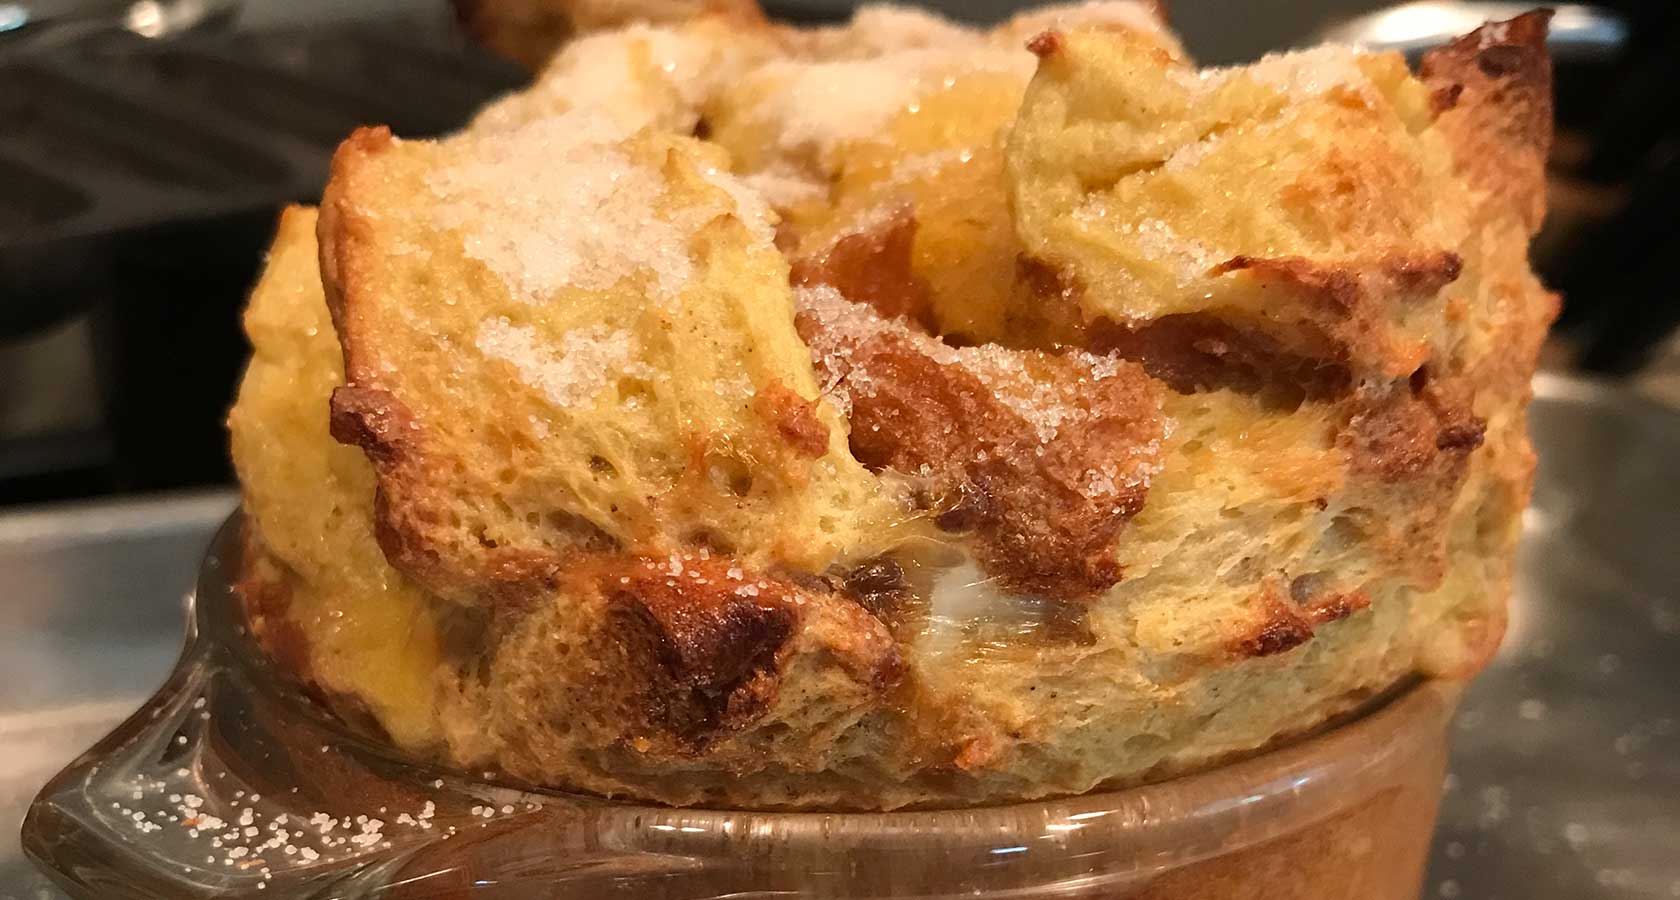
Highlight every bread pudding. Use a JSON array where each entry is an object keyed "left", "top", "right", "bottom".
[{"left": 228, "top": 2, "right": 1555, "bottom": 809}]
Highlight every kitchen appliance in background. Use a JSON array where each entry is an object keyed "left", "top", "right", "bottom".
[{"left": 0, "top": 0, "right": 526, "bottom": 504}]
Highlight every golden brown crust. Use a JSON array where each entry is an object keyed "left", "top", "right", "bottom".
[
  {"left": 327, "top": 384, "right": 417, "bottom": 469},
  {"left": 1211, "top": 251, "right": 1464, "bottom": 377},
  {"left": 1419, "top": 11, "right": 1559, "bottom": 428},
  {"left": 473, "top": 546, "right": 905, "bottom": 800},
  {"left": 1232, "top": 584, "right": 1318, "bottom": 659},
  {"left": 1326, "top": 380, "right": 1484, "bottom": 596},
  {"left": 1419, "top": 11, "right": 1554, "bottom": 233},
  {"left": 605, "top": 554, "right": 804, "bottom": 749},
  {"left": 1343, "top": 376, "right": 1482, "bottom": 484},
  {"left": 1069, "top": 249, "right": 1467, "bottom": 393},
  {"left": 328, "top": 379, "right": 578, "bottom": 604},
  {"left": 1025, "top": 29, "right": 1063, "bottom": 59},
  {"left": 1090, "top": 313, "right": 1353, "bottom": 402},
  {"left": 319, "top": 119, "right": 899, "bottom": 607},
  {"left": 323, "top": 382, "right": 477, "bottom": 596},
  {"left": 751, "top": 380, "right": 831, "bottom": 458},
  {"left": 235, "top": 527, "right": 313, "bottom": 683},
  {"left": 316, "top": 126, "right": 390, "bottom": 347},
  {"left": 791, "top": 205, "right": 934, "bottom": 331},
  {"left": 319, "top": 126, "right": 579, "bottom": 604},
  {"left": 797, "top": 289, "right": 1165, "bottom": 600},
  {"left": 1006, "top": 26, "right": 1485, "bottom": 386},
  {"left": 1230, "top": 576, "right": 1372, "bottom": 659}
]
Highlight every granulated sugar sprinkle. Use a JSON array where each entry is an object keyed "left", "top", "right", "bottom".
[
  {"left": 742, "top": 47, "right": 1029, "bottom": 168},
  {"left": 427, "top": 110, "right": 780, "bottom": 306},
  {"left": 427, "top": 112, "right": 693, "bottom": 303},
  {"left": 112, "top": 768, "right": 536, "bottom": 882},
  {"left": 796, "top": 283, "right": 1132, "bottom": 444},
  {"left": 476, "top": 318, "right": 650, "bottom": 409}
]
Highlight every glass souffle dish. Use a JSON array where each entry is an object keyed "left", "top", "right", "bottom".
[
  {"left": 27, "top": 0, "right": 1559, "bottom": 895},
  {"left": 24, "top": 515, "right": 1460, "bottom": 899}
]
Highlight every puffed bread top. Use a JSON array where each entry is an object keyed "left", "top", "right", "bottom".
[{"left": 229, "top": 2, "right": 1555, "bottom": 808}]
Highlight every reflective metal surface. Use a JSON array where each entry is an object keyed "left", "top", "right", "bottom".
[
  {"left": 1318, "top": 2, "right": 1629, "bottom": 60},
  {"left": 0, "top": 0, "right": 237, "bottom": 52},
  {"left": 1, "top": 489, "right": 234, "bottom": 898},
  {"left": 2, "top": 375, "right": 1677, "bottom": 898},
  {"left": 1424, "top": 377, "right": 1680, "bottom": 899}
]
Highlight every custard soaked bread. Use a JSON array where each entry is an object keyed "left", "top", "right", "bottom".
[
  {"left": 710, "top": 4, "right": 1183, "bottom": 342},
  {"left": 228, "top": 208, "right": 449, "bottom": 750},
  {"left": 229, "top": 4, "right": 1556, "bottom": 808},
  {"left": 318, "top": 115, "right": 896, "bottom": 599}
]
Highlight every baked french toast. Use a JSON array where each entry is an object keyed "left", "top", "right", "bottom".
[{"left": 229, "top": 1, "right": 1556, "bottom": 808}]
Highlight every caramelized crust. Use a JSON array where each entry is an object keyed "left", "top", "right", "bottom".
[
  {"left": 797, "top": 286, "right": 1164, "bottom": 600},
  {"left": 1418, "top": 11, "right": 1553, "bottom": 233},
  {"left": 790, "top": 205, "right": 935, "bottom": 331},
  {"left": 1205, "top": 250, "right": 1465, "bottom": 380},
  {"left": 751, "top": 380, "right": 831, "bottom": 458},
  {"left": 1331, "top": 381, "right": 1484, "bottom": 594},
  {"left": 1025, "top": 29, "right": 1063, "bottom": 58},
  {"left": 1090, "top": 313, "right": 1352, "bottom": 402},
  {"left": 1230, "top": 575, "right": 1373, "bottom": 659},
  {"left": 1344, "top": 377, "right": 1483, "bottom": 484},
  {"left": 1418, "top": 10, "right": 1558, "bottom": 408},
  {"left": 330, "top": 382, "right": 604, "bottom": 605},
  {"left": 1044, "top": 247, "right": 1465, "bottom": 404},
  {"left": 328, "top": 384, "right": 418, "bottom": 470},
  {"left": 325, "top": 384, "right": 493, "bottom": 598},
  {"left": 235, "top": 530, "right": 313, "bottom": 683},
  {"left": 475, "top": 547, "right": 904, "bottom": 794},
  {"left": 605, "top": 554, "right": 803, "bottom": 749},
  {"left": 1006, "top": 26, "right": 1478, "bottom": 382}
]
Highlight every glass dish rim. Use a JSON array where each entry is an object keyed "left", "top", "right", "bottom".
[
  {"left": 209, "top": 512, "right": 1453, "bottom": 805},
  {"left": 24, "top": 512, "right": 1462, "bottom": 897}
]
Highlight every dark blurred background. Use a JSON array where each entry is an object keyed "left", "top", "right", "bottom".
[{"left": 0, "top": 0, "right": 1676, "bottom": 506}]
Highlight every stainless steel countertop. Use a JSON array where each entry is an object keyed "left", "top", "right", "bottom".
[
  {"left": 2, "top": 489, "right": 237, "bottom": 899},
  {"left": 4, "top": 376, "right": 1678, "bottom": 899}
]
